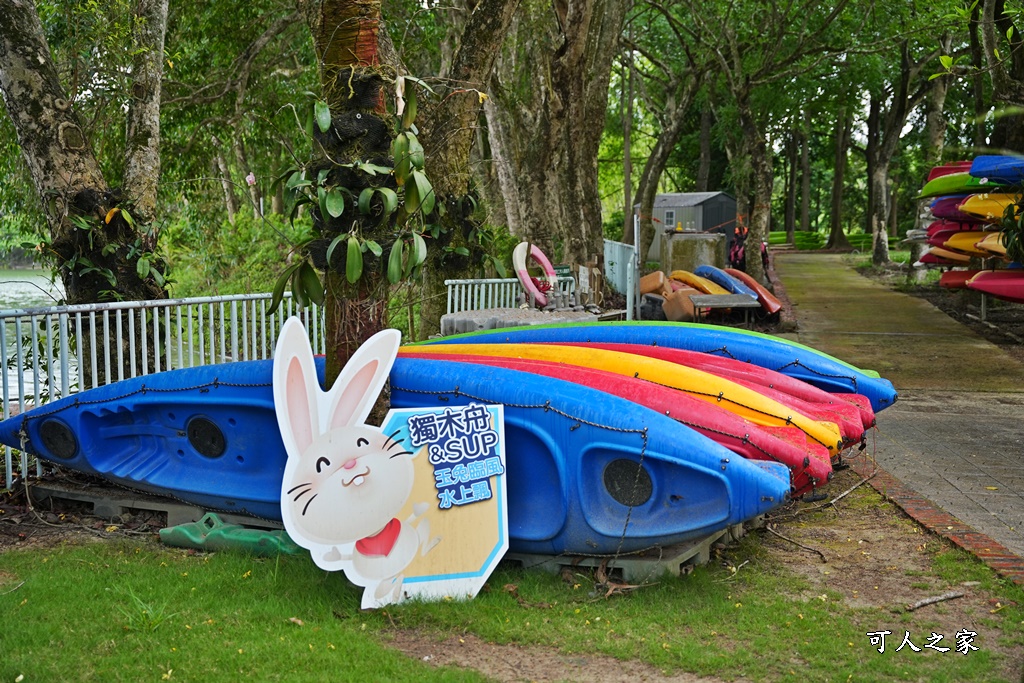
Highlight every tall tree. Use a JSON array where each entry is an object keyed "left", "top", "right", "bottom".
[
  {"left": 978, "top": 0, "right": 1024, "bottom": 150},
  {"left": 859, "top": 39, "right": 941, "bottom": 265},
  {"left": 629, "top": 3, "right": 705, "bottom": 259},
  {"left": 0, "top": 0, "right": 170, "bottom": 306},
  {"left": 673, "top": 0, "right": 854, "bottom": 283},
  {"left": 484, "top": 0, "right": 630, "bottom": 265}
]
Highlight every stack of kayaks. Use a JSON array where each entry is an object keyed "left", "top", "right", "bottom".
[
  {"left": 641, "top": 266, "right": 782, "bottom": 322},
  {"left": 412, "top": 321, "right": 896, "bottom": 494},
  {"left": 913, "top": 155, "right": 1024, "bottom": 302},
  {"left": 0, "top": 321, "right": 896, "bottom": 557}
]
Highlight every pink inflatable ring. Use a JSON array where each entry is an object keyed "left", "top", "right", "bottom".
[{"left": 513, "top": 241, "right": 559, "bottom": 307}]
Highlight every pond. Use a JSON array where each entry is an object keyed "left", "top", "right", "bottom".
[{"left": 0, "top": 269, "right": 64, "bottom": 310}]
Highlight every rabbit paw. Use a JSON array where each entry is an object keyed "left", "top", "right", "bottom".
[
  {"left": 323, "top": 547, "right": 343, "bottom": 563},
  {"left": 412, "top": 502, "right": 429, "bottom": 517}
]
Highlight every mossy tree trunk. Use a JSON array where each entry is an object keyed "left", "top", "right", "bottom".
[
  {"left": 0, "top": 0, "right": 169, "bottom": 386},
  {"left": 301, "top": 0, "right": 404, "bottom": 387},
  {"left": 415, "top": 0, "right": 521, "bottom": 339}
]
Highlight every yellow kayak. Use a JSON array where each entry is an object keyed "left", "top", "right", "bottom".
[
  {"left": 975, "top": 231, "right": 1007, "bottom": 257},
  {"left": 402, "top": 343, "right": 844, "bottom": 454},
  {"left": 958, "top": 192, "right": 1017, "bottom": 222},
  {"left": 669, "top": 270, "right": 730, "bottom": 295},
  {"left": 943, "top": 231, "right": 992, "bottom": 257}
]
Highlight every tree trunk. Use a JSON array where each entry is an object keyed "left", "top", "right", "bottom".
[
  {"left": 924, "top": 37, "right": 952, "bottom": 165},
  {"left": 123, "top": 0, "right": 169, "bottom": 229},
  {"left": 0, "top": 0, "right": 169, "bottom": 386},
  {"left": 301, "top": 0, "right": 394, "bottom": 385},
  {"left": 784, "top": 130, "right": 797, "bottom": 244},
  {"left": 738, "top": 99, "right": 771, "bottom": 283},
  {"left": 212, "top": 141, "right": 239, "bottom": 224},
  {"left": 414, "top": 0, "right": 521, "bottom": 339},
  {"left": 969, "top": 3, "right": 989, "bottom": 148},
  {"left": 622, "top": 50, "right": 634, "bottom": 245},
  {"left": 800, "top": 110, "right": 811, "bottom": 232},
  {"left": 635, "top": 74, "right": 702, "bottom": 268},
  {"left": 869, "top": 165, "right": 891, "bottom": 264},
  {"left": 485, "top": 0, "right": 629, "bottom": 265},
  {"left": 827, "top": 107, "right": 852, "bottom": 250},
  {"left": 696, "top": 103, "right": 712, "bottom": 192}
]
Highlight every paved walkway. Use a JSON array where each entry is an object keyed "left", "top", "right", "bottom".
[{"left": 771, "top": 251, "right": 1024, "bottom": 577}]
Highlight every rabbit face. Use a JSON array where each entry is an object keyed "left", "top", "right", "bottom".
[
  {"left": 273, "top": 318, "right": 407, "bottom": 553},
  {"left": 283, "top": 428, "right": 416, "bottom": 545}
]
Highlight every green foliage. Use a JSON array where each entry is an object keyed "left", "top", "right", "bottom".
[
  {"left": 164, "top": 211, "right": 312, "bottom": 298},
  {"left": 999, "top": 194, "right": 1024, "bottom": 264}
]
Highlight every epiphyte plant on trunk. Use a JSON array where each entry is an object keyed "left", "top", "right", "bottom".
[{"left": 268, "top": 75, "right": 437, "bottom": 313}]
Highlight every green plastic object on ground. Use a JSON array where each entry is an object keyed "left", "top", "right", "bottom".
[{"left": 159, "top": 512, "right": 302, "bottom": 557}]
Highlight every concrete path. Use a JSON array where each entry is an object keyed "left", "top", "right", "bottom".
[{"left": 772, "top": 251, "right": 1024, "bottom": 562}]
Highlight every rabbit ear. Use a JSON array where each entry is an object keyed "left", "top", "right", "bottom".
[
  {"left": 325, "top": 328, "right": 402, "bottom": 429},
  {"left": 273, "top": 317, "right": 321, "bottom": 456}
]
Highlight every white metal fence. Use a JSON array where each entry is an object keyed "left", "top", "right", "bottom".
[
  {"left": 445, "top": 239, "right": 639, "bottom": 319},
  {"left": 445, "top": 277, "right": 577, "bottom": 314},
  {"left": 2, "top": 293, "right": 322, "bottom": 489},
  {"left": 603, "top": 238, "right": 639, "bottom": 320}
]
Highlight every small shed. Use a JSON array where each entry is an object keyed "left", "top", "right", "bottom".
[{"left": 636, "top": 192, "right": 737, "bottom": 263}]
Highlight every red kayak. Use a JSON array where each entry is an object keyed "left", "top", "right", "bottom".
[
  {"left": 927, "top": 161, "right": 972, "bottom": 182},
  {"left": 927, "top": 219, "right": 986, "bottom": 236},
  {"left": 939, "top": 270, "right": 983, "bottom": 290},
  {"left": 399, "top": 351, "right": 833, "bottom": 496},
  {"left": 966, "top": 270, "right": 1024, "bottom": 303},
  {"left": 723, "top": 268, "right": 784, "bottom": 315},
  {"left": 546, "top": 342, "right": 875, "bottom": 433}
]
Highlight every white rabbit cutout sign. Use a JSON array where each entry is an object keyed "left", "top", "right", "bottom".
[{"left": 273, "top": 317, "right": 507, "bottom": 609}]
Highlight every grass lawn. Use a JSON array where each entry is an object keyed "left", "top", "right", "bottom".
[{"left": 2, "top": 467, "right": 1023, "bottom": 682}]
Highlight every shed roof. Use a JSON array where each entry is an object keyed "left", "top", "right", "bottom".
[{"left": 651, "top": 192, "right": 732, "bottom": 208}]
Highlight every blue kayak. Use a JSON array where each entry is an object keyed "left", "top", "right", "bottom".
[
  {"left": 418, "top": 321, "right": 898, "bottom": 412},
  {"left": 694, "top": 265, "right": 759, "bottom": 299},
  {"left": 0, "top": 355, "right": 790, "bottom": 555},
  {"left": 0, "top": 360, "right": 296, "bottom": 521},
  {"left": 391, "top": 357, "right": 790, "bottom": 555},
  {"left": 969, "top": 155, "right": 1024, "bottom": 185}
]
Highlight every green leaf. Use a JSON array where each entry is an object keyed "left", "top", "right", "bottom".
[
  {"left": 120, "top": 209, "right": 136, "bottom": 229},
  {"left": 358, "top": 187, "right": 374, "bottom": 215},
  {"left": 317, "top": 167, "right": 330, "bottom": 185},
  {"left": 387, "top": 241, "right": 404, "bottom": 284},
  {"left": 318, "top": 186, "right": 329, "bottom": 220},
  {"left": 407, "top": 134, "right": 425, "bottom": 169},
  {"left": 454, "top": 246, "right": 470, "bottom": 257},
  {"left": 377, "top": 188, "right": 398, "bottom": 217},
  {"left": 402, "top": 83, "right": 418, "bottom": 131},
  {"left": 270, "top": 262, "right": 303, "bottom": 314},
  {"left": 403, "top": 75, "right": 435, "bottom": 94},
  {"left": 137, "top": 258, "right": 150, "bottom": 279},
  {"left": 299, "top": 262, "right": 324, "bottom": 306},
  {"left": 411, "top": 232, "right": 427, "bottom": 266},
  {"left": 325, "top": 187, "right": 345, "bottom": 218},
  {"left": 286, "top": 171, "right": 309, "bottom": 190},
  {"left": 358, "top": 162, "right": 392, "bottom": 176},
  {"left": 102, "top": 244, "right": 117, "bottom": 256},
  {"left": 491, "top": 255, "right": 508, "bottom": 278},
  {"left": 291, "top": 267, "right": 307, "bottom": 309},
  {"left": 325, "top": 234, "right": 346, "bottom": 266},
  {"left": 346, "top": 236, "right": 363, "bottom": 283},
  {"left": 271, "top": 167, "right": 296, "bottom": 194},
  {"left": 410, "top": 170, "right": 435, "bottom": 215},
  {"left": 392, "top": 133, "right": 411, "bottom": 185},
  {"left": 304, "top": 109, "right": 314, "bottom": 141},
  {"left": 151, "top": 268, "right": 165, "bottom": 287},
  {"left": 314, "top": 100, "right": 332, "bottom": 133},
  {"left": 365, "top": 240, "right": 382, "bottom": 257},
  {"left": 405, "top": 177, "right": 420, "bottom": 215},
  {"left": 939, "top": 54, "right": 952, "bottom": 70}
]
